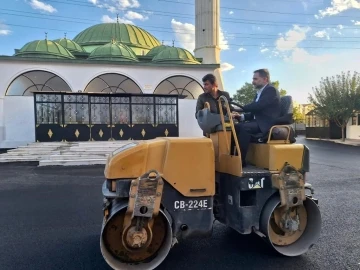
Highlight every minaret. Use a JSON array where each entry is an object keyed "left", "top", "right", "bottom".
[{"left": 194, "top": 0, "right": 224, "bottom": 91}]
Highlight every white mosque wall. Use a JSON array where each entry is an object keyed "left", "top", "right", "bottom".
[
  {"left": 0, "top": 60, "right": 214, "bottom": 96},
  {"left": 0, "top": 97, "right": 4, "bottom": 143},
  {"left": 0, "top": 60, "right": 213, "bottom": 148},
  {"left": 178, "top": 99, "right": 203, "bottom": 137},
  {"left": 0, "top": 96, "right": 35, "bottom": 148}
]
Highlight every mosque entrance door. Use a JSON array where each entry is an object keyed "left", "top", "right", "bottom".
[{"left": 33, "top": 92, "right": 179, "bottom": 142}]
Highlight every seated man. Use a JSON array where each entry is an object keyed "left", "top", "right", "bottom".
[{"left": 232, "top": 69, "right": 281, "bottom": 165}]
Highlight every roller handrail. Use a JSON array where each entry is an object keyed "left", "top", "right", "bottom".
[
  {"left": 267, "top": 125, "right": 291, "bottom": 143},
  {"left": 218, "top": 96, "right": 241, "bottom": 161}
]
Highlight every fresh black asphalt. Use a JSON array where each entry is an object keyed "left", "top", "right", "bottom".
[{"left": 0, "top": 136, "right": 359, "bottom": 270}]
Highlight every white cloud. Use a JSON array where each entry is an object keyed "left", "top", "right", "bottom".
[
  {"left": 302, "top": 1, "right": 308, "bottom": 11},
  {"left": 0, "top": 23, "right": 11, "bottom": 36},
  {"left": 283, "top": 48, "right": 335, "bottom": 65},
  {"left": 219, "top": 28, "right": 229, "bottom": 50},
  {"left": 238, "top": 47, "right": 246, "bottom": 52},
  {"left": 170, "top": 19, "right": 229, "bottom": 52},
  {"left": 276, "top": 49, "right": 359, "bottom": 104},
  {"left": 265, "top": 24, "right": 354, "bottom": 103},
  {"left": 275, "top": 25, "right": 311, "bottom": 51},
  {"left": 314, "top": 30, "right": 330, "bottom": 39},
  {"left": 125, "top": 11, "right": 148, "bottom": 21},
  {"left": 316, "top": 0, "right": 360, "bottom": 18},
  {"left": 229, "top": 11, "right": 234, "bottom": 15},
  {"left": 89, "top": 0, "right": 140, "bottom": 13},
  {"left": 260, "top": 48, "right": 269, "bottom": 53},
  {"left": 101, "top": 15, "right": 134, "bottom": 24},
  {"left": 273, "top": 25, "right": 334, "bottom": 64},
  {"left": 28, "top": 0, "right": 57, "bottom": 13},
  {"left": 170, "top": 19, "right": 195, "bottom": 52},
  {"left": 0, "top": 30, "right": 11, "bottom": 35},
  {"left": 221, "top": 62, "right": 234, "bottom": 72}
]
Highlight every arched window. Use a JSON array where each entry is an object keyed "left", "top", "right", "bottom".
[
  {"left": 84, "top": 73, "right": 142, "bottom": 94},
  {"left": 154, "top": 76, "right": 203, "bottom": 99},
  {"left": 6, "top": 70, "right": 71, "bottom": 96}
]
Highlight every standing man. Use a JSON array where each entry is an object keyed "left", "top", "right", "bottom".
[
  {"left": 195, "top": 73, "right": 248, "bottom": 166},
  {"left": 232, "top": 69, "right": 281, "bottom": 165},
  {"left": 195, "top": 73, "right": 235, "bottom": 118}
]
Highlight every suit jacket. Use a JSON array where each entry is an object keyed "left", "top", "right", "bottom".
[
  {"left": 195, "top": 90, "right": 234, "bottom": 118},
  {"left": 242, "top": 84, "right": 281, "bottom": 133}
]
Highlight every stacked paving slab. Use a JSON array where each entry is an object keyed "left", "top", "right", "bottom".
[{"left": 0, "top": 141, "right": 135, "bottom": 166}]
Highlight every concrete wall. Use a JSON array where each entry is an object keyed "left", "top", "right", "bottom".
[
  {"left": 0, "top": 97, "right": 4, "bottom": 143},
  {"left": 178, "top": 99, "right": 203, "bottom": 137},
  {"left": 346, "top": 114, "right": 360, "bottom": 140},
  {"left": 0, "top": 96, "right": 35, "bottom": 148}
]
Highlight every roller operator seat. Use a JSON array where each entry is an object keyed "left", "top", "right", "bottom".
[{"left": 251, "top": 95, "right": 296, "bottom": 143}]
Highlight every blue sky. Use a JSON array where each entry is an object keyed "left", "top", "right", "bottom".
[{"left": 1, "top": 0, "right": 360, "bottom": 103}]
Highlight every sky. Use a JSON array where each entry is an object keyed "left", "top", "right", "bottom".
[{"left": 1, "top": 0, "right": 360, "bottom": 103}]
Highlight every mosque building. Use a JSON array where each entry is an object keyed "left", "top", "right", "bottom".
[{"left": 0, "top": 0, "right": 223, "bottom": 148}]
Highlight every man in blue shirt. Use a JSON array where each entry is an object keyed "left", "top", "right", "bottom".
[{"left": 232, "top": 69, "right": 281, "bottom": 165}]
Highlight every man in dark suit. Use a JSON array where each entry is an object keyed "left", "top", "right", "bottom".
[{"left": 232, "top": 69, "right": 281, "bottom": 165}]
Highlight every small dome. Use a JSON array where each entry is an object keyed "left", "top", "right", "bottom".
[
  {"left": 53, "top": 38, "right": 85, "bottom": 53},
  {"left": 146, "top": 45, "right": 171, "bottom": 58},
  {"left": 152, "top": 47, "right": 200, "bottom": 64},
  {"left": 15, "top": 39, "right": 75, "bottom": 59},
  {"left": 73, "top": 23, "right": 161, "bottom": 51},
  {"left": 88, "top": 40, "right": 138, "bottom": 62}
]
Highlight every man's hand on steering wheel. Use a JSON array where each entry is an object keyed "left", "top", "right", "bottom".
[{"left": 230, "top": 101, "right": 245, "bottom": 112}]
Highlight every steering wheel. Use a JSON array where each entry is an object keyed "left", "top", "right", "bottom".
[{"left": 230, "top": 101, "right": 245, "bottom": 112}]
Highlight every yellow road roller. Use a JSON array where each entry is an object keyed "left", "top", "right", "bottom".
[{"left": 100, "top": 95, "right": 322, "bottom": 270}]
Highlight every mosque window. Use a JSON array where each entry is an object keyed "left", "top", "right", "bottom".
[
  {"left": 6, "top": 70, "right": 71, "bottom": 96},
  {"left": 154, "top": 76, "right": 203, "bottom": 99},
  {"left": 84, "top": 73, "right": 142, "bottom": 94}
]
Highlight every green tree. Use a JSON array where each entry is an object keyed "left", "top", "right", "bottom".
[
  {"left": 292, "top": 106, "right": 304, "bottom": 123},
  {"left": 272, "top": 80, "right": 287, "bottom": 96},
  {"left": 232, "top": 81, "right": 287, "bottom": 106},
  {"left": 308, "top": 71, "right": 360, "bottom": 141},
  {"left": 232, "top": 82, "right": 256, "bottom": 105}
]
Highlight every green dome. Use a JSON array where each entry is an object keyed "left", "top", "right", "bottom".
[
  {"left": 146, "top": 45, "right": 171, "bottom": 57},
  {"left": 152, "top": 47, "right": 200, "bottom": 64},
  {"left": 15, "top": 39, "right": 75, "bottom": 59},
  {"left": 53, "top": 38, "right": 85, "bottom": 53},
  {"left": 73, "top": 23, "right": 161, "bottom": 52},
  {"left": 88, "top": 40, "right": 138, "bottom": 62}
]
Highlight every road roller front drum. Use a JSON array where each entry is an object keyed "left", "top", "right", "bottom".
[
  {"left": 100, "top": 201, "right": 173, "bottom": 270},
  {"left": 100, "top": 170, "right": 174, "bottom": 270},
  {"left": 259, "top": 195, "right": 322, "bottom": 257}
]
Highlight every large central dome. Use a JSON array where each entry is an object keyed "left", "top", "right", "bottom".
[{"left": 73, "top": 23, "right": 161, "bottom": 55}]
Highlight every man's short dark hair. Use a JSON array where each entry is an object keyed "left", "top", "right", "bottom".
[
  {"left": 202, "top": 73, "right": 217, "bottom": 85},
  {"left": 254, "top": 69, "right": 270, "bottom": 81}
]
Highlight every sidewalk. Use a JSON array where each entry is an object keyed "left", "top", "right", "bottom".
[{"left": 306, "top": 137, "right": 360, "bottom": 146}]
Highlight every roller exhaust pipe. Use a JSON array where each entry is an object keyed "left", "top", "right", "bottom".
[
  {"left": 259, "top": 195, "right": 322, "bottom": 257},
  {"left": 100, "top": 200, "right": 173, "bottom": 270}
]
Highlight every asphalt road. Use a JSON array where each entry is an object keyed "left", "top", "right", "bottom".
[{"left": 0, "top": 136, "right": 359, "bottom": 270}]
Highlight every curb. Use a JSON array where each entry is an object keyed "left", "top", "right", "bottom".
[{"left": 305, "top": 138, "right": 360, "bottom": 146}]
